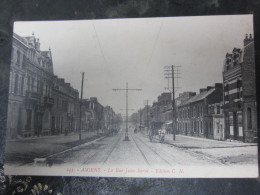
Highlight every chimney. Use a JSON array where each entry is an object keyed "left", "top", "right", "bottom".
[
  {"left": 215, "top": 83, "right": 223, "bottom": 89},
  {"left": 36, "top": 38, "right": 40, "bottom": 51},
  {"left": 207, "top": 86, "right": 214, "bottom": 91},
  {"left": 200, "top": 88, "right": 207, "bottom": 93},
  {"left": 244, "top": 33, "right": 253, "bottom": 47}
]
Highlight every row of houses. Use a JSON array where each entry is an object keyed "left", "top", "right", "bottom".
[
  {"left": 81, "top": 98, "right": 122, "bottom": 132},
  {"left": 134, "top": 34, "right": 257, "bottom": 143},
  {"left": 6, "top": 33, "right": 120, "bottom": 139}
]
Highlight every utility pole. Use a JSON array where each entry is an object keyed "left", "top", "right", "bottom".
[
  {"left": 113, "top": 82, "right": 142, "bottom": 141},
  {"left": 139, "top": 108, "right": 142, "bottom": 132},
  {"left": 79, "top": 72, "right": 85, "bottom": 141},
  {"left": 144, "top": 100, "right": 151, "bottom": 134},
  {"left": 164, "top": 65, "right": 181, "bottom": 141}
]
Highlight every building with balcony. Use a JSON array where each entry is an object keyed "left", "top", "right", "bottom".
[
  {"left": 222, "top": 34, "right": 257, "bottom": 142},
  {"left": 7, "top": 33, "right": 80, "bottom": 138}
]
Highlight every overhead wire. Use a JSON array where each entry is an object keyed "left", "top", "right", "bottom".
[{"left": 146, "top": 19, "right": 164, "bottom": 68}]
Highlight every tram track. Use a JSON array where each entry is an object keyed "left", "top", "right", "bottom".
[
  {"left": 130, "top": 133, "right": 172, "bottom": 166},
  {"left": 141, "top": 132, "right": 228, "bottom": 166},
  {"left": 130, "top": 134, "right": 150, "bottom": 166},
  {"left": 103, "top": 133, "right": 123, "bottom": 164},
  {"left": 82, "top": 132, "right": 123, "bottom": 165}
]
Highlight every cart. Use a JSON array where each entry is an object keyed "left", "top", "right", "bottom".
[{"left": 148, "top": 121, "right": 165, "bottom": 143}]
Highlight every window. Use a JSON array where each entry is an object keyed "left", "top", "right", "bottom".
[
  {"left": 27, "top": 76, "right": 31, "bottom": 91},
  {"left": 247, "top": 108, "right": 252, "bottom": 129},
  {"left": 14, "top": 74, "right": 19, "bottom": 94},
  {"left": 40, "top": 82, "right": 44, "bottom": 95},
  {"left": 31, "top": 78, "right": 35, "bottom": 92},
  {"left": 20, "top": 77, "right": 24, "bottom": 96},
  {"left": 17, "top": 50, "right": 20, "bottom": 65},
  {"left": 56, "top": 98, "right": 59, "bottom": 110},
  {"left": 22, "top": 54, "right": 26, "bottom": 67},
  {"left": 217, "top": 106, "right": 220, "bottom": 114},
  {"left": 37, "top": 81, "right": 40, "bottom": 93}
]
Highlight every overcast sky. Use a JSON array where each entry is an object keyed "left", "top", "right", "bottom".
[{"left": 14, "top": 15, "right": 253, "bottom": 115}]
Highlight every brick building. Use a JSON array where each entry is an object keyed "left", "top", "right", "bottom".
[
  {"left": 51, "top": 77, "right": 80, "bottom": 135},
  {"left": 177, "top": 83, "right": 223, "bottom": 138},
  {"left": 222, "top": 34, "right": 257, "bottom": 142}
]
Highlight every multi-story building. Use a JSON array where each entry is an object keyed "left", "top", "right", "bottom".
[
  {"left": 222, "top": 34, "right": 257, "bottom": 142},
  {"left": 177, "top": 83, "right": 223, "bottom": 138},
  {"left": 51, "top": 77, "right": 80, "bottom": 135},
  {"left": 207, "top": 102, "right": 225, "bottom": 140},
  {"left": 81, "top": 97, "right": 104, "bottom": 131},
  {"left": 175, "top": 92, "right": 196, "bottom": 134},
  {"left": 150, "top": 92, "right": 172, "bottom": 123},
  {"left": 103, "top": 106, "right": 116, "bottom": 129},
  {"left": 7, "top": 33, "right": 79, "bottom": 138}
]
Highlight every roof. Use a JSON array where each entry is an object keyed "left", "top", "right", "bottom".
[
  {"left": 13, "top": 32, "right": 28, "bottom": 46},
  {"left": 178, "top": 88, "right": 215, "bottom": 107}
]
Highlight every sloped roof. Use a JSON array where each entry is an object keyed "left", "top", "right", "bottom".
[
  {"left": 13, "top": 32, "right": 27, "bottom": 45},
  {"left": 178, "top": 88, "right": 215, "bottom": 107}
]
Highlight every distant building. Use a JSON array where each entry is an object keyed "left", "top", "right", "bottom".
[
  {"left": 103, "top": 106, "right": 116, "bottom": 129},
  {"left": 175, "top": 92, "right": 196, "bottom": 134},
  {"left": 151, "top": 92, "right": 172, "bottom": 123},
  {"left": 222, "top": 34, "right": 257, "bottom": 142},
  {"left": 81, "top": 97, "right": 104, "bottom": 131}
]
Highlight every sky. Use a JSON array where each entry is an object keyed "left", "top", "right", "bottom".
[{"left": 13, "top": 15, "right": 253, "bottom": 115}]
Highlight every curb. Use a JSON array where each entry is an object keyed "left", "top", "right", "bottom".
[{"left": 26, "top": 136, "right": 106, "bottom": 166}]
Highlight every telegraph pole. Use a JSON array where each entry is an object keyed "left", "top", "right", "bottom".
[
  {"left": 144, "top": 100, "right": 151, "bottom": 134},
  {"left": 164, "top": 65, "right": 181, "bottom": 141},
  {"left": 79, "top": 72, "right": 85, "bottom": 141},
  {"left": 113, "top": 82, "right": 142, "bottom": 141},
  {"left": 139, "top": 108, "right": 142, "bottom": 132}
]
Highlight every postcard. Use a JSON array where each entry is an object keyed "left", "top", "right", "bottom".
[{"left": 4, "top": 15, "right": 258, "bottom": 177}]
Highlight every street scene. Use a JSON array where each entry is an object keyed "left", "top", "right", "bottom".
[
  {"left": 4, "top": 15, "right": 258, "bottom": 177},
  {"left": 5, "top": 126, "right": 257, "bottom": 167}
]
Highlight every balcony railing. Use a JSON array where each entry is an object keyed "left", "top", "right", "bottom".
[
  {"left": 26, "top": 91, "right": 41, "bottom": 101},
  {"left": 44, "top": 96, "right": 54, "bottom": 105}
]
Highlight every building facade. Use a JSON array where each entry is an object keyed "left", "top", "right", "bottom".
[
  {"left": 222, "top": 34, "right": 257, "bottom": 142},
  {"left": 81, "top": 97, "right": 104, "bottom": 132},
  {"left": 208, "top": 102, "right": 225, "bottom": 140},
  {"left": 177, "top": 83, "right": 223, "bottom": 138},
  {"left": 7, "top": 33, "right": 79, "bottom": 138}
]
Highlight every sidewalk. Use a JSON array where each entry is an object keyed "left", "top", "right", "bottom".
[
  {"left": 140, "top": 130, "right": 257, "bottom": 149},
  {"left": 140, "top": 131, "right": 258, "bottom": 165},
  {"left": 5, "top": 130, "right": 105, "bottom": 165},
  {"left": 7, "top": 130, "right": 98, "bottom": 143},
  {"left": 163, "top": 134, "right": 257, "bottom": 149}
]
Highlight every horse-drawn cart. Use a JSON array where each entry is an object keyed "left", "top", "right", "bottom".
[{"left": 148, "top": 121, "right": 166, "bottom": 143}]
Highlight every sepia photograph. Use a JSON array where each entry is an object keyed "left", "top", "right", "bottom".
[{"left": 4, "top": 15, "right": 258, "bottom": 177}]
